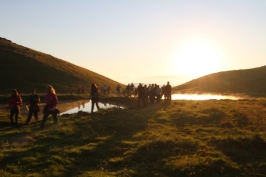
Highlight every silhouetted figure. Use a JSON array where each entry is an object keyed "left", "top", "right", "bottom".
[
  {"left": 116, "top": 84, "right": 121, "bottom": 97},
  {"left": 25, "top": 89, "right": 40, "bottom": 125},
  {"left": 144, "top": 84, "right": 148, "bottom": 105},
  {"left": 155, "top": 85, "right": 161, "bottom": 103},
  {"left": 40, "top": 85, "right": 59, "bottom": 130},
  {"left": 137, "top": 83, "right": 145, "bottom": 107},
  {"left": 164, "top": 81, "right": 172, "bottom": 104},
  {"left": 149, "top": 84, "right": 155, "bottom": 105},
  {"left": 7, "top": 89, "right": 22, "bottom": 128},
  {"left": 107, "top": 85, "right": 111, "bottom": 94},
  {"left": 90, "top": 83, "right": 100, "bottom": 113},
  {"left": 103, "top": 85, "right": 107, "bottom": 95}
]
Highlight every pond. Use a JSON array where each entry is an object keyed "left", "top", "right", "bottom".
[
  {"left": 60, "top": 101, "right": 123, "bottom": 115},
  {"left": 0, "top": 94, "right": 242, "bottom": 117},
  {"left": 167, "top": 93, "right": 241, "bottom": 100},
  {"left": 59, "top": 94, "right": 241, "bottom": 115}
]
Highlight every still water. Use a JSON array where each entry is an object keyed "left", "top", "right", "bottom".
[
  {"left": 60, "top": 101, "right": 123, "bottom": 115},
  {"left": 167, "top": 94, "right": 240, "bottom": 100},
  {"left": 60, "top": 94, "right": 240, "bottom": 115}
]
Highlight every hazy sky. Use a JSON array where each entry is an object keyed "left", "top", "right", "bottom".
[{"left": 1, "top": 0, "right": 266, "bottom": 86}]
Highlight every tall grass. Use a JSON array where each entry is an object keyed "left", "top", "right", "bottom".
[{"left": 1, "top": 98, "right": 266, "bottom": 176}]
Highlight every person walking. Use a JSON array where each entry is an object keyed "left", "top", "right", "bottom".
[
  {"left": 25, "top": 89, "right": 40, "bottom": 125},
  {"left": 40, "top": 85, "right": 59, "bottom": 130},
  {"left": 7, "top": 89, "right": 22, "bottom": 128},
  {"left": 116, "top": 84, "right": 121, "bottom": 97},
  {"left": 155, "top": 85, "right": 162, "bottom": 103},
  {"left": 90, "top": 83, "right": 100, "bottom": 113},
  {"left": 137, "top": 83, "right": 145, "bottom": 107},
  {"left": 165, "top": 81, "right": 172, "bottom": 104}
]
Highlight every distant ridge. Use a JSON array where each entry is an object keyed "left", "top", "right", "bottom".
[
  {"left": 173, "top": 66, "right": 266, "bottom": 97},
  {"left": 0, "top": 37, "right": 122, "bottom": 94}
]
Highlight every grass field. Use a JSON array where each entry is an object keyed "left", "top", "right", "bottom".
[{"left": 1, "top": 97, "right": 266, "bottom": 177}]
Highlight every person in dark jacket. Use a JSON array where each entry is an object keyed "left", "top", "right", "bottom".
[
  {"left": 25, "top": 89, "right": 40, "bottom": 125},
  {"left": 40, "top": 85, "right": 59, "bottom": 130},
  {"left": 137, "top": 83, "right": 145, "bottom": 107},
  {"left": 164, "top": 81, "right": 172, "bottom": 104},
  {"left": 90, "top": 83, "right": 100, "bottom": 113},
  {"left": 7, "top": 89, "right": 22, "bottom": 128}
]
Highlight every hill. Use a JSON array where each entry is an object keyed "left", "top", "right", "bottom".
[
  {"left": 173, "top": 65, "right": 266, "bottom": 97},
  {"left": 0, "top": 37, "right": 122, "bottom": 94}
]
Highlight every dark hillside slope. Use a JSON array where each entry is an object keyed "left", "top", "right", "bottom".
[
  {"left": 173, "top": 66, "right": 266, "bottom": 96},
  {"left": 0, "top": 37, "right": 121, "bottom": 94}
]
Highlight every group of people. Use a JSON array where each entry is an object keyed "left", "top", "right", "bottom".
[
  {"left": 6, "top": 81, "right": 170, "bottom": 128},
  {"left": 117, "top": 81, "right": 172, "bottom": 107},
  {"left": 7, "top": 85, "right": 59, "bottom": 129},
  {"left": 7, "top": 83, "right": 101, "bottom": 129},
  {"left": 136, "top": 81, "right": 172, "bottom": 107},
  {"left": 100, "top": 85, "right": 111, "bottom": 95}
]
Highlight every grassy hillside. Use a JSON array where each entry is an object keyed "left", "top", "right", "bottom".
[
  {"left": 0, "top": 37, "right": 122, "bottom": 94},
  {"left": 173, "top": 66, "right": 266, "bottom": 97},
  {"left": 1, "top": 98, "right": 266, "bottom": 176}
]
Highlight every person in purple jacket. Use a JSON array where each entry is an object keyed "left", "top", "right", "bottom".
[{"left": 40, "top": 85, "right": 59, "bottom": 129}]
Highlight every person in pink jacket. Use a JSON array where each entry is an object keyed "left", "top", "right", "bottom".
[
  {"left": 7, "top": 89, "right": 22, "bottom": 128},
  {"left": 40, "top": 85, "right": 59, "bottom": 130}
]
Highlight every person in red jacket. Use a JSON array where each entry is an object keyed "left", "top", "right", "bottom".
[
  {"left": 7, "top": 89, "right": 22, "bottom": 128},
  {"left": 40, "top": 85, "right": 59, "bottom": 130}
]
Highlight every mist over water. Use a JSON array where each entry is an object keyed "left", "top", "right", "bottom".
[{"left": 168, "top": 94, "right": 241, "bottom": 100}]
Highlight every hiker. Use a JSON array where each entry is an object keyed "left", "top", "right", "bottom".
[
  {"left": 161, "top": 85, "right": 166, "bottom": 99},
  {"left": 155, "top": 84, "right": 162, "bottom": 103},
  {"left": 90, "top": 83, "right": 100, "bottom": 113},
  {"left": 149, "top": 84, "right": 155, "bottom": 105},
  {"left": 137, "top": 83, "right": 145, "bottom": 107},
  {"left": 7, "top": 89, "right": 22, "bottom": 128},
  {"left": 25, "top": 89, "right": 40, "bottom": 125},
  {"left": 144, "top": 84, "right": 149, "bottom": 105},
  {"left": 40, "top": 85, "right": 59, "bottom": 130},
  {"left": 116, "top": 84, "right": 121, "bottom": 97},
  {"left": 107, "top": 85, "right": 111, "bottom": 94},
  {"left": 103, "top": 85, "right": 107, "bottom": 95},
  {"left": 164, "top": 81, "right": 172, "bottom": 104}
]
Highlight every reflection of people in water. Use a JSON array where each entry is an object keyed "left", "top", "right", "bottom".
[
  {"left": 82, "top": 102, "right": 85, "bottom": 108},
  {"left": 78, "top": 102, "right": 80, "bottom": 109}
]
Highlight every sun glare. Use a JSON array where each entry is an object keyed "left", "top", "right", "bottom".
[{"left": 171, "top": 38, "right": 223, "bottom": 78}]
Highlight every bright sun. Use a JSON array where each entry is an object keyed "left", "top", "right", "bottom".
[{"left": 171, "top": 38, "right": 223, "bottom": 78}]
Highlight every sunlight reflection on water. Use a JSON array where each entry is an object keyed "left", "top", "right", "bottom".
[
  {"left": 60, "top": 101, "right": 123, "bottom": 115},
  {"left": 60, "top": 94, "right": 240, "bottom": 115},
  {"left": 168, "top": 94, "right": 240, "bottom": 100}
]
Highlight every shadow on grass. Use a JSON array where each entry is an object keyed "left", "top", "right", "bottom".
[
  {"left": 1, "top": 101, "right": 266, "bottom": 176},
  {"left": 212, "top": 135, "right": 266, "bottom": 169}
]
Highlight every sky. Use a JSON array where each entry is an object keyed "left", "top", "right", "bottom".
[{"left": 1, "top": 0, "right": 266, "bottom": 86}]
